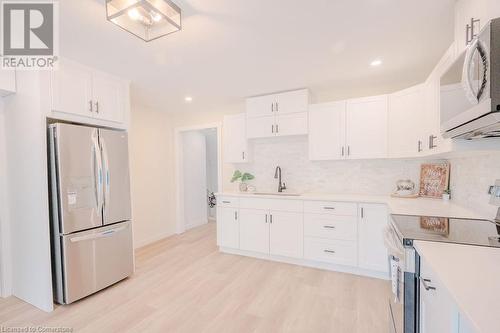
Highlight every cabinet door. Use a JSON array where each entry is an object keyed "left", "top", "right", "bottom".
[
  {"left": 239, "top": 209, "right": 269, "bottom": 253},
  {"left": 51, "top": 59, "right": 93, "bottom": 117},
  {"left": 346, "top": 96, "right": 388, "bottom": 159},
  {"left": 92, "top": 71, "right": 126, "bottom": 123},
  {"left": 275, "top": 89, "right": 309, "bottom": 115},
  {"left": 269, "top": 211, "right": 303, "bottom": 259},
  {"left": 419, "top": 258, "right": 458, "bottom": 333},
  {"left": 217, "top": 207, "right": 239, "bottom": 249},
  {"left": 246, "top": 94, "right": 276, "bottom": 117},
  {"left": 246, "top": 115, "right": 276, "bottom": 139},
  {"left": 388, "top": 85, "right": 425, "bottom": 158},
  {"left": 0, "top": 67, "right": 16, "bottom": 96},
  {"left": 308, "top": 101, "right": 346, "bottom": 160},
  {"left": 275, "top": 112, "right": 308, "bottom": 137},
  {"left": 358, "top": 204, "right": 388, "bottom": 273},
  {"left": 223, "top": 114, "right": 250, "bottom": 163}
]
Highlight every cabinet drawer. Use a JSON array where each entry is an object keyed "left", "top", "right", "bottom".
[
  {"left": 304, "top": 237, "right": 357, "bottom": 266},
  {"left": 239, "top": 197, "right": 303, "bottom": 212},
  {"left": 303, "top": 201, "right": 357, "bottom": 216},
  {"left": 304, "top": 214, "right": 357, "bottom": 241},
  {"left": 217, "top": 196, "right": 239, "bottom": 208}
]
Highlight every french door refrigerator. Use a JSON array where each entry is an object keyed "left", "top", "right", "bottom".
[{"left": 48, "top": 123, "right": 134, "bottom": 304}]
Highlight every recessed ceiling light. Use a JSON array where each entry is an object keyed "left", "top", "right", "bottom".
[
  {"left": 370, "top": 59, "right": 382, "bottom": 67},
  {"left": 184, "top": 96, "right": 193, "bottom": 103}
]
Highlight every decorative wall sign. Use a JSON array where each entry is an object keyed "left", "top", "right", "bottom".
[
  {"left": 419, "top": 162, "right": 450, "bottom": 198},
  {"left": 420, "top": 217, "right": 449, "bottom": 235}
]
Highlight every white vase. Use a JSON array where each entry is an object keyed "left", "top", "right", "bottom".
[{"left": 239, "top": 182, "right": 248, "bottom": 192}]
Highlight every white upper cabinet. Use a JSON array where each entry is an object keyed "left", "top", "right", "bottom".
[
  {"left": 51, "top": 59, "right": 93, "bottom": 118},
  {"left": 246, "top": 89, "right": 309, "bottom": 139},
  {"left": 223, "top": 114, "right": 251, "bottom": 163},
  {"left": 388, "top": 84, "right": 426, "bottom": 157},
  {"left": 455, "top": 0, "right": 500, "bottom": 54},
  {"left": 50, "top": 58, "right": 129, "bottom": 125},
  {"left": 92, "top": 70, "right": 126, "bottom": 123},
  {"left": 0, "top": 68, "right": 16, "bottom": 97},
  {"left": 274, "top": 89, "right": 309, "bottom": 114},
  {"left": 358, "top": 204, "right": 388, "bottom": 273},
  {"left": 346, "top": 95, "right": 388, "bottom": 159},
  {"left": 309, "top": 101, "right": 346, "bottom": 160}
]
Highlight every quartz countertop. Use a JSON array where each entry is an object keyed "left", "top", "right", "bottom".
[
  {"left": 216, "top": 192, "right": 486, "bottom": 220},
  {"left": 413, "top": 241, "right": 500, "bottom": 333}
]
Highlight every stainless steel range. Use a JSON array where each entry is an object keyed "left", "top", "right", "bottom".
[{"left": 386, "top": 214, "right": 500, "bottom": 333}]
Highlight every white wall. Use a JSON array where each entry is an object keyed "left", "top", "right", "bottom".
[
  {"left": 3, "top": 71, "right": 53, "bottom": 311},
  {"left": 129, "top": 105, "right": 176, "bottom": 248},
  {"left": 0, "top": 99, "right": 11, "bottom": 298},
  {"left": 181, "top": 131, "right": 208, "bottom": 230}
]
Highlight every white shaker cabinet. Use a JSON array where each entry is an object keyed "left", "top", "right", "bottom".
[
  {"left": 309, "top": 101, "right": 346, "bottom": 160},
  {"left": 217, "top": 207, "right": 240, "bottom": 249},
  {"left": 388, "top": 84, "right": 426, "bottom": 157},
  {"left": 358, "top": 204, "right": 388, "bottom": 273},
  {"left": 269, "top": 210, "right": 303, "bottom": 259},
  {"left": 223, "top": 114, "right": 251, "bottom": 163},
  {"left": 345, "top": 95, "right": 388, "bottom": 159},
  {"left": 246, "top": 89, "right": 309, "bottom": 139},
  {"left": 51, "top": 59, "right": 93, "bottom": 118},
  {"left": 91, "top": 70, "right": 126, "bottom": 123},
  {"left": 239, "top": 208, "right": 270, "bottom": 253},
  {"left": 50, "top": 59, "right": 129, "bottom": 125}
]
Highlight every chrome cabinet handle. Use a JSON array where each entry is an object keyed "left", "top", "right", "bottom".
[
  {"left": 222, "top": 201, "right": 230, "bottom": 204},
  {"left": 275, "top": 102, "right": 279, "bottom": 112},
  {"left": 234, "top": 211, "right": 238, "bottom": 220},
  {"left": 242, "top": 151, "right": 245, "bottom": 160},
  {"left": 276, "top": 124, "right": 279, "bottom": 134},
  {"left": 420, "top": 277, "right": 436, "bottom": 291},
  {"left": 347, "top": 146, "right": 351, "bottom": 156},
  {"left": 429, "top": 135, "right": 437, "bottom": 149},
  {"left": 271, "top": 125, "right": 274, "bottom": 133},
  {"left": 323, "top": 225, "right": 336, "bottom": 229},
  {"left": 270, "top": 214, "right": 273, "bottom": 224},
  {"left": 271, "top": 103, "right": 274, "bottom": 112},
  {"left": 265, "top": 214, "right": 268, "bottom": 223},
  {"left": 89, "top": 100, "right": 93, "bottom": 113},
  {"left": 341, "top": 146, "right": 345, "bottom": 157},
  {"left": 324, "top": 249, "right": 336, "bottom": 254},
  {"left": 323, "top": 206, "right": 335, "bottom": 210},
  {"left": 95, "top": 101, "right": 99, "bottom": 114},
  {"left": 418, "top": 140, "right": 422, "bottom": 152},
  {"left": 361, "top": 207, "right": 364, "bottom": 219}
]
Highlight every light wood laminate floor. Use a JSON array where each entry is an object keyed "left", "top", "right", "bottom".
[{"left": 0, "top": 222, "right": 391, "bottom": 332}]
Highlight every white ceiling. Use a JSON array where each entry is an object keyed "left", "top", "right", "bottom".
[{"left": 60, "top": 0, "right": 455, "bottom": 113}]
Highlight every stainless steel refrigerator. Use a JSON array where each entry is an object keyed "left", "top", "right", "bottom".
[{"left": 48, "top": 123, "right": 134, "bottom": 304}]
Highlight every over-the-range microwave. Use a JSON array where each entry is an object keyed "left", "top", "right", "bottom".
[{"left": 440, "top": 18, "right": 500, "bottom": 139}]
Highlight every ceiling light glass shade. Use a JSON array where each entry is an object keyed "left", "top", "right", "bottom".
[{"left": 106, "top": 0, "right": 181, "bottom": 42}]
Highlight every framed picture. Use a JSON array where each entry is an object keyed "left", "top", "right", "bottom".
[
  {"left": 420, "top": 217, "right": 449, "bottom": 235},
  {"left": 419, "top": 162, "right": 450, "bottom": 198}
]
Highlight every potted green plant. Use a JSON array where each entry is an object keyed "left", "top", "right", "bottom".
[{"left": 231, "top": 170, "right": 255, "bottom": 192}]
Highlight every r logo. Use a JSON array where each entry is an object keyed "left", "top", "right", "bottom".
[{"left": 2, "top": 2, "right": 54, "bottom": 56}]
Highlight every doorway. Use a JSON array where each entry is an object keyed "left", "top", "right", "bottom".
[{"left": 175, "top": 123, "right": 222, "bottom": 234}]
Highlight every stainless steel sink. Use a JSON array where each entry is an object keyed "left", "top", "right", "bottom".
[{"left": 252, "top": 192, "right": 302, "bottom": 197}]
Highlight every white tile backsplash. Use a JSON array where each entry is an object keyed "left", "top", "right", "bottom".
[{"left": 224, "top": 136, "right": 500, "bottom": 219}]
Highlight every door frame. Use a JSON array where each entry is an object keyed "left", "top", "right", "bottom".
[{"left": 174, "top": 122, "right": 223, "bottom": 234}]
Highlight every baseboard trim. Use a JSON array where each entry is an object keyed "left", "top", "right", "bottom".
[{"left": 220, "top": 247, "right": 390, "bottom": 280}]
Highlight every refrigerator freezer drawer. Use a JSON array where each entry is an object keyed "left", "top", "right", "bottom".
[{"left": 57, "top": 221, "right": 134, "bottom": 304}]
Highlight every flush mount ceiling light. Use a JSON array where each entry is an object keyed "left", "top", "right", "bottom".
[
  {"left": 370, "top": 59, "right": 382, "bottom": 67},
  {"left": 106, "top": 0, "right": 181, "bottom": 42},
  {"left": 184, "top": 96, "right": 193, "bottom": 103}
]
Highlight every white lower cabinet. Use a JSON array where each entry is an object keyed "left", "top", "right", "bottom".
[
  {"left": 419, "top": 257, "right": 475, "bottom": 333},
  {"left": 358, "top": 204, "right": 389, "bottom": 273},
  {"left": 239, "top": 208, "right": 269, "bottom": 253},
  {"left": 218, "top": 196, "right": 389, "bottom": 278},
  {"left": 269, "top": 211, "right": 303, "bottom": 258},
  {"left": 217, "top": 207, "right": 240, "bottom": 249}
]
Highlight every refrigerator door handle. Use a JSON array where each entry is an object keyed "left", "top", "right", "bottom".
[
  {"left": 92, "top": 132, "right": 104, "bottom": 214},
  {"left": 100, "top": 132, "right": 110, "bottom": 220},
  {"left": 69, "top": 225, "right": 128, "bottom": 243}
]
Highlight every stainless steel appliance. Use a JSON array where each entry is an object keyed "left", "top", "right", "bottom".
[
  {"left": 440, "top": 17, "right": 500, "bottom": 139},
  {"left": 48, "top": 123, "right": 134, "bottom": 304},
  {"left": 387, "top": 214, "right": 500, "bottom": 333}
]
